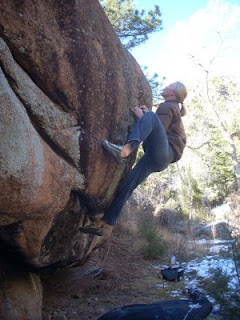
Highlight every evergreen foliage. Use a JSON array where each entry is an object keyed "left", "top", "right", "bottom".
[
  {"left": 139, "top": 211, "right": 166, "bottom": 259},
  {"left": 142, "top": 66, "right": 165, "bottom": 104},
  {"left": 100, "top": 0, "right": 162, "bottom": 49},
  {"left": 205, "top": 238, "right": 240, "bottom": 319}
]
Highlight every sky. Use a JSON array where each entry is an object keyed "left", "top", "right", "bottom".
[{"left": 131, "top": 0, "right": 240, "bottom": 86}]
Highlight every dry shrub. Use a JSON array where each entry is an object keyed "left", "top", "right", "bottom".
[
  {"left": 115, "top": 195, "right": 208, "bottom": 263},
  {"left": 154, "top": 208, "right": 181, "bottom": 229},
  {"left": 118, "top": 200, "right": 195, "bottom": 260},
  {"left": 157, "top": 227, "right": 194, "bottom": 262},
  {"left": 226, "top": 192, "right": 240, "bottom": 236},
  {"left": 116, "top": 200, "right": 142, "bottom": 235}
]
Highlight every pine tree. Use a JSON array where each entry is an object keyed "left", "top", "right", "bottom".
[{"left": 100, "top": 0, "right": 162, "bottom": 49}]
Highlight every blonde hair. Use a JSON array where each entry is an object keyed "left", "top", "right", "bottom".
[{"left": 174, "top": 81, "right": 187, "bottom": 116}]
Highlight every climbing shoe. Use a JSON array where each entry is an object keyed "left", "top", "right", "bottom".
[
  {"left": 80, "top": 221, "right": 114, "bottom": 239},
  {"left": 79, "top": 224, "right": 104, "bottom": 236},
  {"left": 101, "top": 140, "right": 125, "bottom": 163}
]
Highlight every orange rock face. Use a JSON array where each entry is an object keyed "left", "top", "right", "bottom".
[{"left": 0, "top": 0, "right": 152, "bottom": 268}]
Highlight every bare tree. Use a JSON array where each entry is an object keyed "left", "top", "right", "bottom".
[{"left": 187, "top": 35, "right": 240, "bottom": 189}]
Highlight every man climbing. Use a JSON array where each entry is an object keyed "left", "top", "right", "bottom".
[{"left": 80, "top": 82, "right": 187, "bottom": 239}]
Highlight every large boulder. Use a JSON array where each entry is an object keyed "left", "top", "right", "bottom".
[
  {"left": 195, "top": 221, "right": 232, "bottom": 240},
  {"left": 0, "top": 0, "right": 152, "bottom": 270}
]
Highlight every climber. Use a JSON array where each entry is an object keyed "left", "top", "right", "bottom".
[
  {"left": 80, "top": 82, "right": 187, "bottom": 239},
  {"left": 97, "top": 288, "right": 213, "bottom": 320}
]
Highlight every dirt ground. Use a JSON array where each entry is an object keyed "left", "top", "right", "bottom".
[
  {"left": 41, "top": 200, "right": 239, "bottom": 320},
  {"left": 41, "top": 229, "right": 186, "bottom": 320},
  {"left": 41, "top": 216, "right": 220, "bottom": 320}
]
